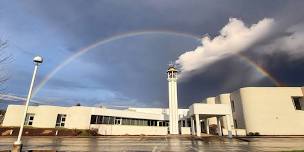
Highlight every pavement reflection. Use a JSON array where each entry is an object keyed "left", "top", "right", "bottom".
[{"left": 0, "top": 136, "right": 304, "bottom": 151}]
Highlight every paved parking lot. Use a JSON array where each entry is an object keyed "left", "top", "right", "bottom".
[{"left": 1, "top": 136, "right": 304, "bottom": 151}]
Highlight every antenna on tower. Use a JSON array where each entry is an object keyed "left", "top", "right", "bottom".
[{"left": 168, "top": 61, "right": 175, "bottom": 68}]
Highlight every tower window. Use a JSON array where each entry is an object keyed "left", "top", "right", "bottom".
[{"left": 168, "top": 72, "right": 176, "bottom": 78}]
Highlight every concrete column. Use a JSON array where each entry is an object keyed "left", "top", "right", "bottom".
[
  {"left": 191, "top": 116, "right": 195, "bottom": 135},
  {"left": 12, "top": 144, "right": 22, "bottom": 152},
  {"left": 205, "top": 119, "right": 209, "bottom": 134},
  {"left": 195, "top": 114, "right": 201, "bottom": 136},
  {"left": 185, "top": 118, "right": 188, "bottom": 127},
  {"left": 226, "top": 115, "right": 232, "bottom": 138},
  {"left": 217, "top": 117, "right": 222, "bottom": 136}
]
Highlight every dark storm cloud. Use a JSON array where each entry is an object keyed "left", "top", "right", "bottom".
[
  {"left": 77, "top": 34, "right": 200, "bottom": 107},
  {"left": 178, "top": 55, "right": 272, "bottom": 107},
  {"left": 36, "top": 0, "right": 304, "bottom": 107},
  {"left": 2, "top": 0, "right": 304, "bottom": 108},
  {"left": 178, "top": 49, "right": 304, "bottom": 107},
  {"left": 244, "top": 51, "right": 304, "bottom": 86},
  {"left": 15, "top": 0, "right": 289, "bottom": 48}
]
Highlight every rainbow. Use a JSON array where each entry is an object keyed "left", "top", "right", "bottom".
[
  {"left": 32, "top": 30, "right": 201, "bottom": 97},
  {"left": 238, "top": 53, "right": 282, "bottom": 86},
  {"left": 32, "top": 30, "right": 281, "bottom": 97}
]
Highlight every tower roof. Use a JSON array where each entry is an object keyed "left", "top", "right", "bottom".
[{"left": 167, "top": 66, "right": 178, "bottom": 73}]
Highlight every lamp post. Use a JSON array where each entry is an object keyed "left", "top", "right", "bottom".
[{"left": 13, "top": 56, "right": 43, "bottom": 152}]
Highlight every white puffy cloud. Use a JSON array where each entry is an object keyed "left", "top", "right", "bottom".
[{"left": 176, "top": 18, "right": 275, "bottom": 79}]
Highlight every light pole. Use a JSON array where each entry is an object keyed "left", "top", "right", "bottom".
[{"left": 13, "top": 56, "right": 43, "bottom": 152}]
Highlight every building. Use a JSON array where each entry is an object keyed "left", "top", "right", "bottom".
[
  {"left": 2, "top": 87, "right": 304, "bottom": 136},
  {"left": 230, "top": 87, "right": 304, "bottom": 135},
  {"left": 2, "top": 66, "right": 304, "bottom": 136}
]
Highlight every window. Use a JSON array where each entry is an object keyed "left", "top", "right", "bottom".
[
  {"left": 56, "top": 114, "right": 66, "bottom": 127},
  {"left": 168, "top": 72, "right": 176, "bottom": 78},
  {"left": 24, "top": 113, "right": 34, "bottom": 126},
  {"left": 292, "top": 97, "right": 304, "bottom": 110},
  {"left": 148, "top": 120, "right": 157, "bottom": 126},
  {"left": 108, "top": 116, "right": 114, "bottom": 124},
  {"left": 103, "top": 116, "right": 109, "bottom": 124},
  {"left": 231, "top": 100, "right": 235, "bottom": 112},
  {"left": 122, "top": 118, "right": 129, "bottom": 125},
  {"left": 90, "top": 115, "right": 97, "bottom": 124},
  {"left": 165, "top": 121, "right": 169, "bottom": 127},
  {"left": 98, "top": 115, "right": 103, "bottom": 124},
  {"left": 114, "top": 117, "right": 121, "bottom": 125},
  {"left": 234, "top": 119, "right": 238, "bottom": 128},
  {"left": 143, "top": 120, "right": 148, "bottom": 126},
  {"left": 159, "top": 121, "right": 163, "bottom": 126}
]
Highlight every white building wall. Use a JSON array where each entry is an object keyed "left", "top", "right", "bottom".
[
  {"left": 2, "top": 105, "right": 70, "bottom": 128},
  {"left": 206, "top": 97, "right": 217, "bottom": 125},
  {"left": 215, "top": 94, "right": 234, "bottom": 130},
  {"left": 34, "top": 106, "right": 68, "bottom": 128},
  {"left": 91, "top": 107, "right": 164, "bottom": 120},
  {"left": 233, "top": 87, "right": 304, "bottom": 135},
  {"left": 2, "top": 105, "right": 36, "bottom": 127},
  {"left": 66, "top": 106, "right": 91, "bottom": 129},
  {"left": 189, "top": 103, "right": 231, "bottom": 116},
  {"left": 127, "top": 108, "right": 188, "bottom": 120},
  {"left": 230, "top": 90, "right": 246, "bottom": 129},
  {"left": 2, "top": 105, "right": 167, "bottom": 130},
  {"left": 90, "top": 124, "right": 167, "bottom": 135}
]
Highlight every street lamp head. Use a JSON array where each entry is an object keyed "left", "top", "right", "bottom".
[{"left": 33, "top": 56, "right": 43, "bottom": 65}]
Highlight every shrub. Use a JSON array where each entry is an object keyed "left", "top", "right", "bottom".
[
  {"left": 79, "top": 130, "right": 90, "bottom": 136},
  {"left": 75, "top": 103, "right": 81, "bottom": 106},
  {"left": 72, "top": 129, "right": 82, "bottom": 136},
  {"left": 77, "top": 129, "right": 99, "bottom": 136},
  {"left": 88, "top": 128, "right": 99, "bottom": 136},
  {"left": 254, "top": 132, "right": 260, "bottom": 136},
  {"left": 248, "top": 132, "right": 254, "bottom": 136},
  {"left": 209, "top": 124, "right": 218, "bottom": 135}
]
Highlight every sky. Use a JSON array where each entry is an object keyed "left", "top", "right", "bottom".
[{"left": 0, "top": 0, "right": 304, "bottom": 108}]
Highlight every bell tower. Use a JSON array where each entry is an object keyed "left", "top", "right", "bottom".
[{"left": 167, "top": 64, "right": 179, "bottom": 134}]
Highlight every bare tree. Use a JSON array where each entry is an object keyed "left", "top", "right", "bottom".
[{"left": 75, "top": 103, "right": 81, "bottom": 106}]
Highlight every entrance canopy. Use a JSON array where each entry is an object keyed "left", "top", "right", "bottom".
[{"left": 188, "top": 103, "right": 231, "bottom": 116}]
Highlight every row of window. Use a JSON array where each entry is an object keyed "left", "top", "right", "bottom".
[
  {"left": 90, "top": 115, "right": 169, "bottom": 127},
  {"left": 25, "top": 114, "right": 169, "bottom": 127}
]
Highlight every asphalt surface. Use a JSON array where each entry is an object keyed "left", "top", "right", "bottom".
[{"left": 1, "top": 136, "right": 304, "bottom": 151}]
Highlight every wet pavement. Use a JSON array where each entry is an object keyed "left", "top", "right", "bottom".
[{"left": 0, "top": 136, "right": 304, "bottom": 151}]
